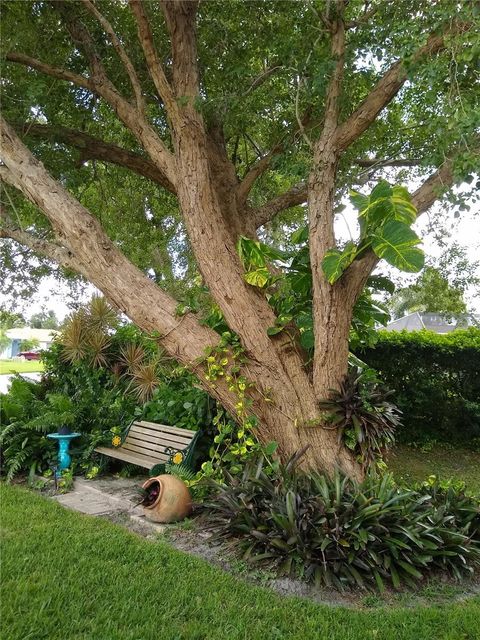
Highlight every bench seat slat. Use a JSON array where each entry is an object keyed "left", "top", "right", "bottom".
[
  {"left": 136, "top": 421, "right": 196, "bottom": 438},
  {"left": 125, "top": 435, "right": 189, "bottom": 453},
  {"left": 94, "top": 446, "right": 162, "bottom": 469},
  {"left": 121, "top": 441, "right": 170, "bottom": 460},
  {"left": 128, "top": 425, "right": 193, "bottom": 446}
]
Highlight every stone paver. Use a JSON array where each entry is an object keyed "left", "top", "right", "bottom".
[{"left": 51, "top": 475, "right": 166, "bottom": 535}]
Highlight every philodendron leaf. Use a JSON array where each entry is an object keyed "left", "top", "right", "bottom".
[
  {"left": 351, "top": 182, "right": 417, "bottom": 228},
  {"left": 391, "top": 186, "right": 417, "bottom": 224},
  {"left": 366, "top": 275, "right": 396, "bottom": 294},
  {"left": 322, "top": 241, "right": 357, "bottom": 284},
  {"left": 244, "top": 267, "right": 270, "bottom": 287},
  {"left": 372, "top": 221, "right": 424, "bottom": 272},
  {"left": 291, "top": 225, "right": 309, "bottom": 245},
  {"left": 349, "top": 190, "right": 369, "bottom": 212},
  {"left": 370, "top": 180, "right": 393, "bottom": 202}
]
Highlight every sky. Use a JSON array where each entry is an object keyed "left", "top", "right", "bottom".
[{"left": 2, "top": 183, "right": 479, "bottom": 323}]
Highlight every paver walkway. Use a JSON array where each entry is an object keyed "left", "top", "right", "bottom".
[{"left": 52, "top": 475, "right": 166, "bottom": 536}]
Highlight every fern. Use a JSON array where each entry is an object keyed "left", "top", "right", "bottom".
[{"left": 165, "top": 463, "right": 196, "bottom": 483}]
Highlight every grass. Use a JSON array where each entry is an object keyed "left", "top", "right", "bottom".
[
  {"left": 389, "top": 444, "right": 480, "bottom": 495},
  {"left": 0, "top": 359, "right": 44, "bottom": 374},
  {"left": 1, "top": 484, "right": 479, "bottom": 640}
]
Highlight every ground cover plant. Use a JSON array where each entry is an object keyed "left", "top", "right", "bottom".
[
  {"left": 2, "top": 483, "right": 480, "bottom": 640},
  {"left": 203, "top": 452, "right": 480, "bottom": 591}
]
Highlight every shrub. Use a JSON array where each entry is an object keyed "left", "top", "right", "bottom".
[
  {"left": 356, "top": 328, "right": 480, "bottom": 445},
  {"left": 203, "top": 453, "right": 480, "bottom": 591}
]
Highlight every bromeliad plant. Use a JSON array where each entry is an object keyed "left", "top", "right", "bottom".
[
  {"left": 203, "top": 452, "right": 480, "bottom": 591},
  {"left": 319, "top": 367, "right": 401, "bottom": 469}
]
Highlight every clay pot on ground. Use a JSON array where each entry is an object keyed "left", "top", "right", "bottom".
[{"left": 141, "top": 475, "right": 192, "bottom": 523}]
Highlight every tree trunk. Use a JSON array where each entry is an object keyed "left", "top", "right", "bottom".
[{"left": 1, "top": 119, "right": 363, "bottom": 480}]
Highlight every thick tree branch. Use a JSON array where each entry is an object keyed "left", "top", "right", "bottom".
[
  {"left": 308, "top": 4, "right": 347, "bottom": 395},
  {"left": 81, "top": 0, "right": 145, "bottom": 112},
  {"left": 252, "top": 183, "right": 307, "bottom": 228},
  {"left": 128, "top": 0, "right": 178, "bottom": 117},
  {"left": 0, "top": 204, "right": 78, "bottom": 272},
  {"left": 6, "top": 50, "right": 178, "bottom": 189},
  {"left": 5, "top": 52, "right": 95, "bottom": 92},
  {"left": 161, "top": 1, "right": 200, "bottom": 98},
  {"left": 236, "top": 142, "right": 284, "bottom": 206},
  {"left": 334, "top": 22, "right": 471, "bottom": 152},
  {"left": 14, "top": 123, "right": 176, "bottom": 193},
  {"left": 53, "top": 0, "right": 178, "bottom": 185},
  {"left": 0, "top": 116, "right": 223, "bottom": 365}
]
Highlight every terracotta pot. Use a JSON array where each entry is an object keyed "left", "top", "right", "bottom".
[{"left": 141, "top": 475, "right": 192, "bottom": 523}]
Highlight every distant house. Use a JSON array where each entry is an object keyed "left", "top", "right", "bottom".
[
  {"left": 0, "top": 327, "right": 58, "bottom": 359},
  {"left": 384, "top": 312, "right": 479, "bottom": 334}
]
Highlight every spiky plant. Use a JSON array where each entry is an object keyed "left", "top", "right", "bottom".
[
  {"left": 87, "top": 295, "right": 118, "bottom": 331},
  {"left": 59, "top": 312, "right": 90, "bottom": 363},
  {"left": 87, "top": 332, "right": 111, "bottom": 368},
  {"left": 119, "top": 342, "right": 146, "bottom": 373},
  {"left": 319, "top": 367, "right": 400, "bottom": 469},
  {"left": 129, "top": 360, "right": 161, "bottom": 402}
]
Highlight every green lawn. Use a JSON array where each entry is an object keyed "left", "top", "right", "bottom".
[
  {"left": 0, "top": 359, "right": 44, "bottom": 374},
  {"left": 1, "top": 484, "right": 479, "bottom": 640},
  {"left": 389, "top": 444, "right": 480, "bottom": 495}
]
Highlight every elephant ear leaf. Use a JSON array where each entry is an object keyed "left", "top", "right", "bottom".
[
  {"left": 322, "top": 241, "right": 357, "bottom": 284},
  {"left": 372, "top": 221, "right": 424, "bottom": 272}
]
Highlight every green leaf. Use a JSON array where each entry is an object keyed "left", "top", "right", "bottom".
[
  {"left": 244, "top": 267, "right": 270, "bottom": 288},
  {"left": 267, "top": 325, "right": 285, "bottom": 336},
  {"left": 372, "top": 221, "right": 424, "bottom": 272},
  {"left": 366, "top": 275, "right": 396, "bottom": 294},
  {"left": 349, "top": 190, "right": 369, "bottom": 212},
  {"left": 391, "top": 186, "right": 417, "bottom": 224},
  {"left": 300, "top": 329, "right": 314, "bottom": 350},
  {"left": 370, "top": 180, "right": 393, "bottom": 202},
  {"left": 321, "top": 242, "right": 357, "bottom": 284},
  {"left": 291, "top": 226, "right": 309, "bottom": 244},
  {"left": 264, "top": 441, "right": 278, "bottom": 456}
]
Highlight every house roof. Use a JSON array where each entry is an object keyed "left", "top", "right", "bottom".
[
  {"left": 385, "top": 312, "right": 479, "bottom": 333},
  {"left": 5, "top": 327, "right": 59, "bottom": 342}
]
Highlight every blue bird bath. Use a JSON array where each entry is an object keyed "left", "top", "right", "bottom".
[{"left": 47, "top": 432, "right": 81, "bottom": 476}]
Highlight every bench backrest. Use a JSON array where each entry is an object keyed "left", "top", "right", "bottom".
[{"left": 121, "top": 420, "right": 197, "bottom": 463}]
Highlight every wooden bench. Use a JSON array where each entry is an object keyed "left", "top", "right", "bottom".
[{"left": 95, "top": 420, "right": 200, "bottom": 473}]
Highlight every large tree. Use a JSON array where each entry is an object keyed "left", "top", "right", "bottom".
[{"left": 1, "top": 0, "right": 478, "bottom": 477}]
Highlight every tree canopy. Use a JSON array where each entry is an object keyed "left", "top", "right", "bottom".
[{"left": 1, "top": 0, "right": 478, "bottom": 300}]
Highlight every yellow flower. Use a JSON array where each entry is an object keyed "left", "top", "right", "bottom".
[
  {"left": 112, "top": 435, "right": 122, "bottom": 447},
  {"left": 172, "top": 452, "right": 183, "bottom": 465}
]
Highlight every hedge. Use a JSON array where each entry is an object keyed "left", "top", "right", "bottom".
[{"left": 356, "top": 328, "right": 480, "bottom": 445}]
